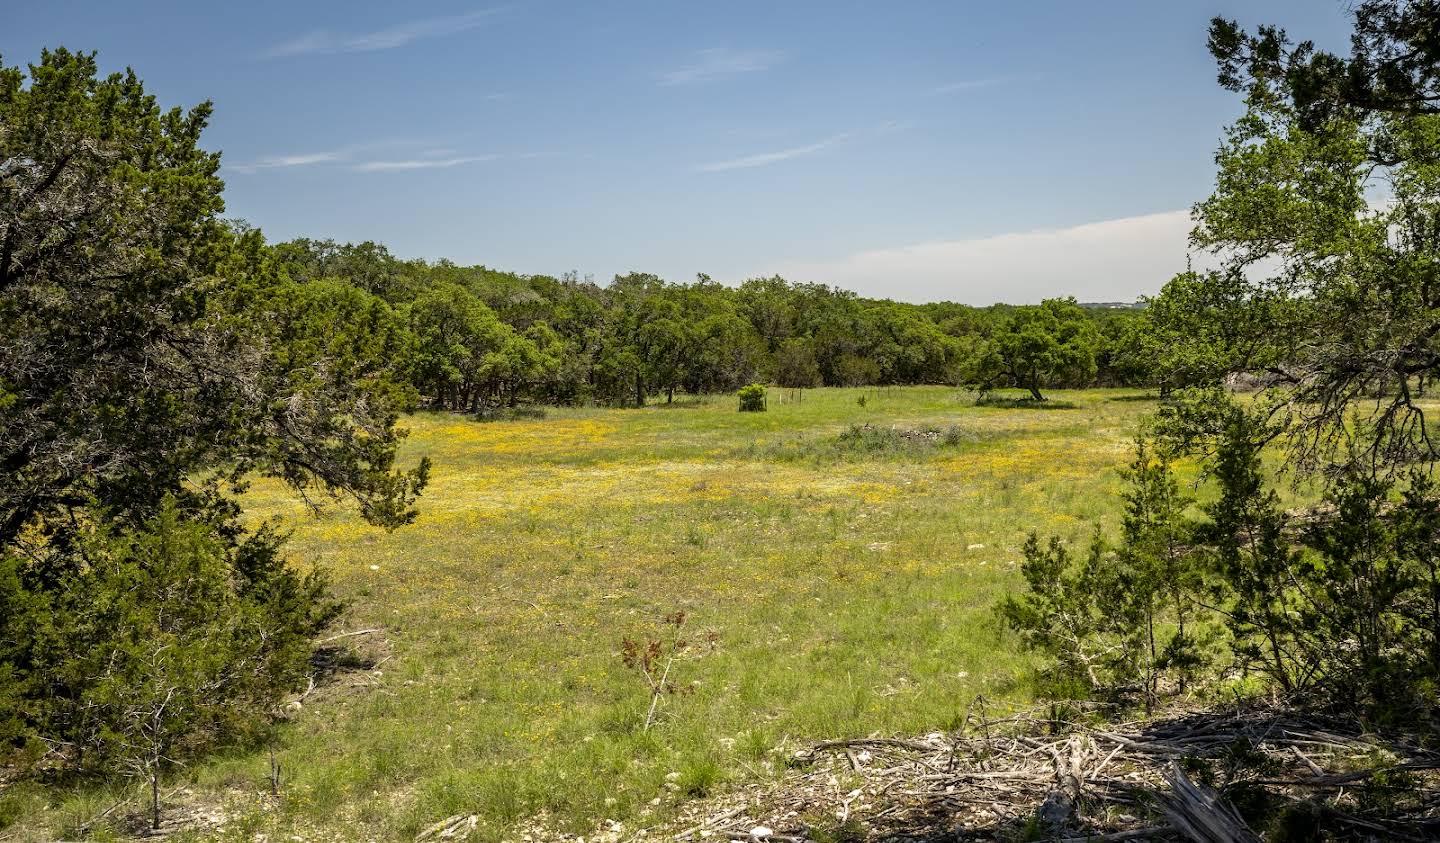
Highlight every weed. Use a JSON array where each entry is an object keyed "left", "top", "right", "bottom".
[{"left": 620, "top": 612, "right": 716, "bottom": 732}]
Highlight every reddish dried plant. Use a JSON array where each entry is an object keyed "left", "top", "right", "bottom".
[{"left": 619, "top": 611, "right": 718, "bottom": 731}]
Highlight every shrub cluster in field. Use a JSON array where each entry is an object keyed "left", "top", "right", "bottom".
[
  {"left": 0, "top": 501, "right": 339, "bottom": 819},
  {"left": 744, "top": 422, "right": 975, "bottom": 463},
  {"left": 999, "top": 0, "right": 1440, "bottom": 732},
  {"left": 1003, "top": 404, "right": 1440, "bottom": 721}
]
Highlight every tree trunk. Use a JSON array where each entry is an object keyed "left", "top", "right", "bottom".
[
  {"left": 634, "top": 372, "right": 645, "bottom": 408},
  {"left": 1028, "top": 383, "right": 1044, "bottom": 402},
  {"left": 151, "top": 767, "right": 161, "bottom": 831},
  {"left": 667, "top": 386, "right": 674, "bottom": 404}
]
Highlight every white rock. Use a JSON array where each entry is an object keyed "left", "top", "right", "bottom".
[{"left": 749, "top": 827, "right": 773, "bottom": 840}]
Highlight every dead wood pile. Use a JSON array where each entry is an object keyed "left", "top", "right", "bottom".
[{"left": 595, "top": 705, "right": 1440, "bottom": 842}]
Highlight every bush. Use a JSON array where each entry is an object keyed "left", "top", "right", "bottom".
[
  {"left": 834, "top": 423, "right": 968, "bottom": 453},
  {"left": 0, "top": 498, "right": 340, "bottom": 824},
  {"left": 997, "top": 437, "right": 1213, "bottom": 706},
  {"left": 1001, "top": 417, "right": 1440, "bottom": 720},
  {"left": 737, "top": 384, "right": 767, "bottom": 412}
]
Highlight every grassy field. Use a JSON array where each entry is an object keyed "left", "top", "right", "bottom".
[{"left": 4, "top": 387, "right": 1176, "bottom": 841}]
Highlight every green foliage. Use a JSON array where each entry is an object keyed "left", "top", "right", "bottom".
[
  {"left": 752, "top": 423, "right": 972, "bottom": 463},
  {"left": 265, "top": 241, "right": 1150, "bottom": 409},
  {"left": 1208, "top": 3, "right": 1440, "bottom": 130},
  {"left": 405, "top": 281, "right": 561, "bottom": 412},
  {"left": 0, "top": 48, "right": 422, "bottom": 792},
  {"left": 998, "top": 531, "right": 1128, "bottom": 695},
  {"left": 1115, "top": 438, "right": 1206, "bottom": 706},
  {"left": 0, "top": 499, "right": 338, "bottom": 811},
  {"left": 832, "top": 423, "right": 965, "bottom": 455},
  {"left": 771, "top": 338, "right": 822, "bottom": 388},
  {"left": 737, "top": 384, "right": 767, "bottom": 412},
  {"left": 1004, "top": 401, "right": 1440, "bottom": 719},
  {"left": 1002, "top": 2, "right": 1440, "bottom": 719},
  {"left": 1137, "top": 270, "right": 1279, "bottom": 395},
  {"left": 997, "top": 440, "right": 1206, "bottom": 705},
  {"left": 1158, "top": 5, "right": 1440, "bottom": 476},
  {"left": 0, "top": 49, "right": 428, "bottom": 543},
  {"left": 971, "top": 298, "right": 1101, "bottom": 401},
  {"left": 1194, "top": 409, "right": 1440, "bottom": 712}
]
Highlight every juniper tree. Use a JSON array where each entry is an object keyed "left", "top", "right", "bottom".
[
  {"left": 998, "top": 532, "right": 1121, "bottom": 695},
  {"left": 999, "top": 439, "right": 1204, "bottom": 706},
  {"left": 1115, "top": 438, "right": 1203, "bottom": 709},
  {"left": 0, "top": 49, "right": 425, "bottom": 776}
]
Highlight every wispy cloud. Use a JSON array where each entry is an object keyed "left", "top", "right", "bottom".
[
  {"left": 230, "top": 145, "right": 504, "bottom": 175},
  {"left": 352, "top": 155, "right": 498, "bottom": 172},
  {"left": 228, "top": 151, "right": 344, "bottom": 174},
  {"left": 660, "top": 48, "right": 783, "bottom": 85},
  {"left": 265, "top": 8, "right": 506, "bottom": 57},
  {"left": 698, "top": 133, "right": 849, "bottom": 173},
  {"left": 927, "top": 77, "right": 1012, "bottom": 95}
]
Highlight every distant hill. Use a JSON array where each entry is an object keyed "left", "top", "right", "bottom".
[{"left": 1080, "top": 300, "right": 1146, "bottom": 310}]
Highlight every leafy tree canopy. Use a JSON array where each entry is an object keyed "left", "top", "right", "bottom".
[
  {"left": 1160, "top": 3, "right": 1440, "bottom": 474},
  {"left": 972, "top": 297, "right": 1101, "bottom": 401}
]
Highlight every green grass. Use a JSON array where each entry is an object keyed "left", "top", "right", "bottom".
[{"left": 2, "top": 387, "right": 1174, "bottom": 841}]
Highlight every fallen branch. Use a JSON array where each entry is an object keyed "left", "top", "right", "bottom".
[
  {"left": 318, "top": 628, "right": 382, "bottom": 644},
  {"left": 1157, "top": 762, "right": 1259, "bottom": 843}
]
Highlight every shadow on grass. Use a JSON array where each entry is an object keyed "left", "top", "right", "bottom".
[
  {"left": 472, "top": 405, "right": 549, "bottom": 422},
  {"left": 1106, "top": 392, "right": 1164, "bottom": 403},
  {"left": 974, "top": 396, "right": 1078, "bottom": 410},
  {"left": 649, "top": 397, "right": 720, "bottom": 410}
]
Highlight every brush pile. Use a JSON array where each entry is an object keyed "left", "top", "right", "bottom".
[{"left": 606, "top": 704, "right": 1440, "bottom": 842}]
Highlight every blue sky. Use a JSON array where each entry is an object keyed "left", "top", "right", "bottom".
[{"left": 4, "top": 1, "right": 1354, "bottom": 303}]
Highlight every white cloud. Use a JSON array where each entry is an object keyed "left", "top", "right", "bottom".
[
  {"left": 353, "top": 155, "right": 498, "bottom": 172},
  {"left": 229, "top": 151, "right": 343, "bottom": 173},
  {"left": 698, "top": 133, "right": 848, "bottom": 172},
  {"left": 766, "top": 210, "right": 1196, "bottom": 305},
  {"left": 660, "top": 48, "right": 783, "bottom": 85},
  {"left": 928, "top": 77, "right": 1011, "bottom": 95},
  {"left": 265, "top": 8, "right": 504, "bottom": 57}
]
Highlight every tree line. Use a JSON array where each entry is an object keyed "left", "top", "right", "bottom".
[{"left": 254, "top": 238, "right": 1158, "bottom": 410}]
